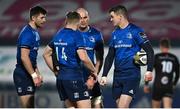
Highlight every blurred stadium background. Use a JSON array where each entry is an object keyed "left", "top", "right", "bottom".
[{"left": 0, "top": 0, "right": 180, "bottom": 108}]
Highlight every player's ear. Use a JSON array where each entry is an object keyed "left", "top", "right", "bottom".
[{"left": 31, "top": 15, "right": 37, "bottom": 21}]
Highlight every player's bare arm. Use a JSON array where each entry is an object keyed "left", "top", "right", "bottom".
[
  {"left": 43, "top": 45, "right": 58, "bottom": 76},
  {"left": 21, "top": 48, "right": 41, "bottom": 87},
  {"left": 35, "top": 67, "right": 43, "bottom": 83},
  {"left": 77, "top": 49, "right": 96, "bottom": 74}
]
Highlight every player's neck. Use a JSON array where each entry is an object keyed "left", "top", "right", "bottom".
[
  {"left": 65, "top": 24, "right": 77, "bottom": 31},
  {"left": 161, "top": 48, "right": 169, "bottom": 53},
  {"left": 118, "top": 20, "right": 129, "bottom": 29},
  {"left": 29, "top": 22, "right": 38, "bottom": 30},
  {"left": 79, "top": 26, "right": 89, "bottom": 32}
]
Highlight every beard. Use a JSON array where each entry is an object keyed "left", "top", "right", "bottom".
[
  {"left": 79, "top": 26, "right": 88, "bottom": 31},
  {"left": 35, "top": 22, "right": 41, "bottom": 28}
]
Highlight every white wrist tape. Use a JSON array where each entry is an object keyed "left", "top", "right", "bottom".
[{"left": 31, "top": 72, "right": 38, "bottom": 79}]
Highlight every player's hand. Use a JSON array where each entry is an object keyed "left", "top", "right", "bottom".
[
  {"left": 90, "top": 71, "right": 98, "bottom": 82},
  {"left": 100, "top": 76, "right": 107, "bottom": 86},
  {"left": 144, "top": 71, "right": 153, "bottom": 82},
  {"left": 35, "top": 68, "right": 43, "bottom": 85},
  {"left": 39, "top": 74, "right": 43, "bottom": 84},
  {"left": 86, "top": 75, "right": 96, "bottom": 90},
  {"left": 54, "top": 71, "right": 58, "bottom": 77},
  {"left": 31, "top": 72, "right": 42, "bottom": 87},
  {"left": 143, "top": 85, "right": 150, "bottom": 93}
]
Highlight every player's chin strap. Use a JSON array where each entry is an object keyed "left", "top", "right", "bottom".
[{"left": 91, "top": 96, "right": 103, "bottom": 106}]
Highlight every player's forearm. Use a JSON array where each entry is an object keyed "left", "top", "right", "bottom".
[
  {"left": 95, "top": 60, "right": 103, "bottom": 75},
  {"left": 21, "top": 55, "right": 35, "bottom": 75},
  {"left": 78, "top": 49, "right": 96, "bottom": 72},
  {"left": 102, "top": 47, "right": 115, "bottom": 77},
  {"left": 83, "top": 58, "right": 96, "bottom": 73},
  {"left": 43, "top": 54, "right": 54, "bottom": 72},
  {"left": 141, "top": 41, "right": 154, "bottom": 71}
]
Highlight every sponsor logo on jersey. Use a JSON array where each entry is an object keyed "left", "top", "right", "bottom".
[
  {"left": 127, "top": 33, "right": 132, "bottom": 39},
  {"left": 33, "top": 47, "right": 38, "bottom": 50},
  {"left": 115, "top": 44, "right": 132, "bottom": 48},
  {"left": 161, "top": 76, "right": 169, "bottom": 85},
  {"left": 85, "top": 47, "right": 93, "bottom": 50}
]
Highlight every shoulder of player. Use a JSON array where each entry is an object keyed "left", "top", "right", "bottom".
[
  {"left": 155, "top": 53, "right": 162, "bottom": 57},
  {"left": 156, "top": 52, "right": 178, "bottom": 59},
  {"left": 19, "top": 25, "right": 34, "bottom": 37},
  {"left": 168, "top": 52, "right": 178, "bottom": 59},
  {"left": 89, "top": 26, "right": 102, "bottom": 35},
  {"left": 111, "top": 27, "right": 120, "bottom": 36},
  {"left": 129, "top": 23, "right": 144, "bottom": 34}
]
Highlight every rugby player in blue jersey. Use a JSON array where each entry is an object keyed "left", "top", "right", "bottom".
[
  {"left": 43, "top": 11, "right": 96, "bottom": 108},
  {"left": 76, "top": 8, "right": 104, "bottom": 108},
  {"left": 13, "top": 6, "right": 47, "bottom": 108},
  {"left": 100, "top": 5, "right": 154, "bottom": 108}
]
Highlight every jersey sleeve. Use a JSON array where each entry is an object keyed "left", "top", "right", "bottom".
[
  {"left": 19, "top": 31, "right": 34, "bottom": 48},
  {"left": 48, "top": 36, "right": 56, "bottom": 49},
  {"left": 154, "top": 54, "right": 157, "bottom": 68},
  {"left": 133, "top": 28, "right": 149, "bottom": 45},
  {"left": 174, "top": 56, "right": 180, "bottom": 85},
  {"left": 75, "top": 32, "right": 85, "bottom": 49},
  {"left": 48, "top": 32, "right": 59, "bottom": 49},
  {"left": 108, "top": 33, "right": 115, "bottom": 47}
]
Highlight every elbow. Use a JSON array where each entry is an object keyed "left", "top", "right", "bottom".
[
  {"left": 43, "top": 51, "right": 49, "bottom": 60},
  {"left": 42, "top": 53, "right": 46, "bottom": 59},
  {"left": 80, "top": 56, "right": 88, "bottom": 63}
]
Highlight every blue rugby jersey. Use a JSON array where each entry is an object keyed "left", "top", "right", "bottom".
[
  {"left": 79, "top": 26, "right": 104, "bottom": 79},
  {"left": 80, "top": 26, "right": 103, "bottom": 62},
  {"left": 49, "top": 28, "right": 85, "bottom": 80},
  {"left": 109, "top": 23, "right": 149, "bottom": 79},
  {"left": 16, "top": 24, "right": 40, "bottom": 68}
]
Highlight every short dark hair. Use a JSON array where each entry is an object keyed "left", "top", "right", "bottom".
[
  {"left": 109, "top": 5, "right": 128, "bottom": 18},
  {"left": 30, "top": 5, "right": 47, "bottom": 20},
  {"left": 65, "top": 11, "right": 80, "bottom": 24},
  {"left": 160, "top": 38, "right": 170, "bottom": 48}
]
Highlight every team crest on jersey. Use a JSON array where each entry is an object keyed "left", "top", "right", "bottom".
[
  {"left": 139, "top": 32, "right": 147, "bottom": 38},
  {"left": 127, "top": 32, "right": 132, "bottom": 39},
  {"left": 89, "top": 36, "right": 95, "bottom": 43}
]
